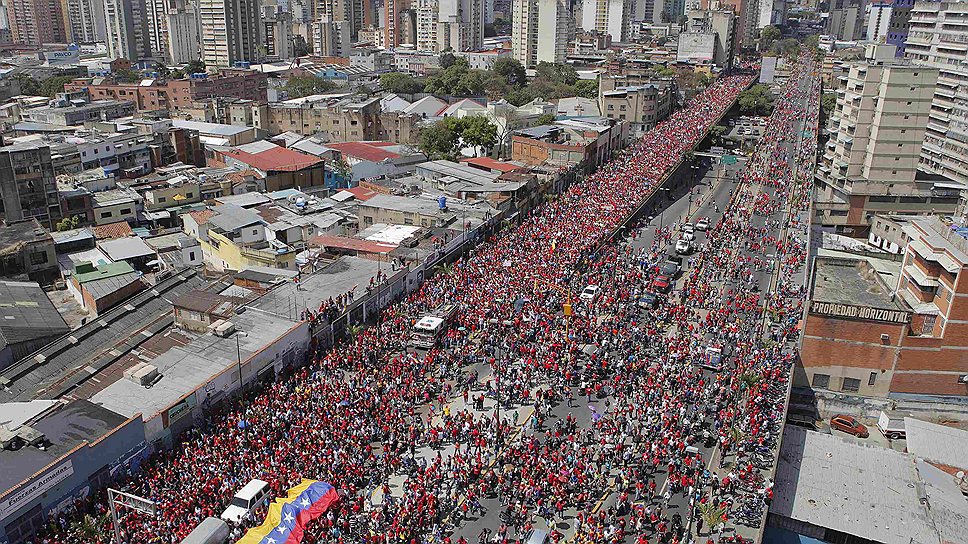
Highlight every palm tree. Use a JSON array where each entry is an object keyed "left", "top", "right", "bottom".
[
  {"left": 698, "top": 502, "right": 727, "bottom": 536},
  {"left": 435, "top": 262, "right": 456, "bottom": 277},
  {"left": 347, "top": 323, "right": 364, "bottom": 340},
  {"left": 70, "top": 515, "right": 101, "bottom": 540},
  {"left": 739, "top": 372, "right": 762, "bottom": 392}
]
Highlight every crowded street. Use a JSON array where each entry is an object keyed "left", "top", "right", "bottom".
[{"left": 31, "top": 58, "right": 820, "bottom": 544}]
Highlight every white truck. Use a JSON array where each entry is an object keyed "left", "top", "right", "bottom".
[
  {"left": 876, "top": 410, "right": 908, "bottom": 440},
  {"left": 180, "top": 517, "right": 230, "bottom": 544}
]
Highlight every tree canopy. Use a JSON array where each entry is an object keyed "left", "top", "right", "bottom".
[
  {"left": 760, "top": 25, "right": 782, "bottom": 52},
  {"left": 284, "top": 75, "right": 337, "bottom": 98},
  {"left": 380, "top": 72, "right": 424, "bottom": 94},
  {"left": 418, "top": 116, "right": 497, "bottom": 160},
  {"left": 424, "top": 60, "right": 486, "bottom": 96},
  {"left": 737, "top": 84, "right": 775, "bottom": 116}
]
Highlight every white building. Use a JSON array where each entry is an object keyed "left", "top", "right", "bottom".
[
  {"left": 66, "top": 0, "right": 106, "bottom": 43},
  {"left": 905, "top": 0, "right": 968, "bottom": 195},
  {"left": 580, "top": 0, "right": 634, "bottom": 42},
  {"left": 199, "top": 0, "right": 263, "bottom": 67},
  {"left": 104, "top": 0, "right": 151, "bottom": 62},
  {"left": 512, "top": 0, "right": 574, "bottom": 68},
  {"left": 415, "top": 0, "right": 485, "bottom": 53}
]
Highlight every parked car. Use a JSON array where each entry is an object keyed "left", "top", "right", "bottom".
[
  {"left": 682, "top": 222, "right": 695, "bottom": 234},
  {"left": 580, "top": 285, "right": 601, "bottom": 301},
  {"left": 696, "top": 217, "right": 711, "bottom": 232},
  {"left": 675, "top": 239, "right": 692, "bottom": 254},
  {"left": 830, "top": 414, "right": 869, "bottom": 438},
  {"left": 652, "top": 275, "right": 672, "bottom": 293}
]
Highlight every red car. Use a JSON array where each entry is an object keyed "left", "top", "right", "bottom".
[
  {"left": 830, "top": 414, "right": 869, "bottom": 438},
  {"left": 652, "top": 275, "right": 672, "bottom": 293}
]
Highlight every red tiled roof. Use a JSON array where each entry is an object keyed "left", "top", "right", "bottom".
[
  {"left": 309, "top": 235, "right": 397, "bottom": 254},
  {"left": 187, "top": 209, "right": 215, "bottom": 226},
  {"left": 345, "top": 186, "right": 378, "bottom": 201},
  {"left": 327, "top": 141, "right": 401, "bottom": 163},
  {"left": 92, "top": 221, "right": 133, "bottom": 240},
  {"left": 221, "top": 147, "right": 322, "bottom": 172},
  {"left": 460, "top": 156, "right": 525, "bottom": 173}
]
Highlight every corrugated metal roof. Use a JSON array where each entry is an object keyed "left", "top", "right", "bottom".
[{"left": 905, "top": 418, "right": 968, "bottom": 471}]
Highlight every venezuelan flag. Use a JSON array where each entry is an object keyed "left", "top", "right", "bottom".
[{"left": 236, "top": 480, "right": 339, "bottom": 544}]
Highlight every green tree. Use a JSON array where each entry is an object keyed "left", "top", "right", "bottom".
[
  {"left": 456, "top": 70, "right": 487, "bottom": 96},
  {"left": 737, "top": 84, "right": 774, "bottom": 116},
  {"left": 13, "top": 74, "right": 40, "bottom": 95},
  {"left": 284, "top": 75, "right": 337, "bottom": 98},
  {"left": 534, "top": 62, "right": 578, "bottom": 86},
  {"left": 440, "top": 51, "right": 458, "bottom": 69},
  {"left": 458, "top": 115, "right": 498, "bottom": 156},
  {"left": 772, "top": 38, "right": 801, "bottom": 57},
  {"left": 535, "top": 113, "right": 556, "bottom": 125},
  {"left": 39, "top": 75, "right": 76, "bottom": 97},
  {"left": 697, "top": 502, "right": 727, "bottom": 535},
  {"left": 575, "top": 79, "right": 599, "bottom": 99},
  {"left": 804, "top": 34, "right": 820, "bottom": 52},
  {"left": 380, "top": 72, "right": 424, "bottom": 94},
  {"left": 152, "top": 62, "right": 171, "bottom": 79},
  {"left": 760, "top": 25, "right": 782, "bottom": 52},
  {"left": 170, "top": 68, "right": 185, "bottom": 79},
  {"left": 332, "top": 157, "right": 353, "bottom": 186},
  {"left": 418, "top": 118, "right": 461, "bottom": 160},
  {"left": 114, "top": 69, "right": 141, "bottom": 83},
  {"left": 55, "top": 215, "right": 81, "bottom": 231},
  {"left": 821, "top": 92, "right": 836, "bottom": 118},
  {"left": 492, "top": 57, "right": 527, "bottom": 87},
  {"left": 424, "top": 62, "right": 486, "bottom": 96},
  {"left": 184, "top": 59, "right": 206, "bottom": 75}
]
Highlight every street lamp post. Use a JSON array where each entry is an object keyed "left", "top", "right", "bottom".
[{"left": 236, "top": 330, "right": 248, "bottom": 391}]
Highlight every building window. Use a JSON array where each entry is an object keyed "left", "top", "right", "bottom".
[
  {"left": 186, "top": 192, "right": 194, "bottom": 198},
  {"left": 252, "top": 229, "right": 259, "bottom": 235},
  {"left": 100, "top": 211, "right": 112, "bottom": 219},
  {"left": 158, "top": 196, "right": 167, "bottom": 203},
  {"left": 868, "top": 372, "right": 877, "bottom": 386},
  {"left": 812, "top": 373, "right": 830, "bottom": 388},
  {"left": 120, "top": 208, "right": 131, "bottom": 215},
  {"left": 29, "top": 251, "right": 47, "bottom": 265},
  {"left": 189, "top": 251, "right": 195, "bottom": 261},
  {"left": 842, "top": 377, "right": 861, "bottom": 393}
]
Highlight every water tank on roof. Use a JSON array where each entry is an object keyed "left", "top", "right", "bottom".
[{"left": 438, "top": 195, "right": 447, "bottom": 210}]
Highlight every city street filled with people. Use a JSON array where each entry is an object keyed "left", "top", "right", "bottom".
[{"left": 32, "top": 59, "right": 819, "bottom": 544}]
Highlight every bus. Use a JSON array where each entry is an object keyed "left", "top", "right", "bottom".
[{"left": 410, "top": 304, "right": 458, "bottom": 348}]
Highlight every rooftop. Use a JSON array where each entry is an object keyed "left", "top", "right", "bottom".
[
  {"left": 772, "top": 426, "right": 938, "bottom": 544},
  {"left": 0, "top": 400, "right": 128, "bottom": 494},
  {"left": 171, "top": 119, "right": 252, "bottom": 137},
  {"left": 92, "top": 221, "right": 133, "bottom": 240},
  {"left": 327, "top": 141, "right": 401, "bottom": 162},
  {"left": 416, "top": 160, "right": 502, "bottom": 185},
  {"left": 90, "top": 309, "right": 298, "bottom": 419},
  {"left": 220, "top": 144, "right": 322, "bottom": 173},
  {"left": 171, "top": 290, "right": 245, "bottom": 316},
  {"left": 0, "top": 281, "right": 70, "bottom": 353},
  {"left": 811, "top": 257, "right": 906, "bottom": 310},
  {"left": 0, "top": 271, "right": 218, "bottom": 403},
  {"left": 0, "top": 219, "right": 52, "bottom": 248},
  {"left": 251, "top": 256, "right": 381, "bottom": 320},
  {"left": 208, "top": 204, "right": 263, "bottom": 232},
  {"left": 97, "top": 236, "right": 155, "bottom": 261},
  {"left": 905, "top": 417, "right": 968, "bottom": 472},
  {"left": 459, "top": 156, "right": 526, "bottom": 174}
]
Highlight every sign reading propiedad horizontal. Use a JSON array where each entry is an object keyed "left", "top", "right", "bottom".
[{"left": 810, "top": 301, "right": 911, "bottom": 324}]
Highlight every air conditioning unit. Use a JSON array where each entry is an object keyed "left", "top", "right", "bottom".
[
  {"left": 124, "top": 362, "right": 160, "bottom": 386},
  {"left": 211, "top": 320, "right": 237, "bottom": 338},
  {"left": 16, "top": 425, "right": 45, "bottom": 447}
]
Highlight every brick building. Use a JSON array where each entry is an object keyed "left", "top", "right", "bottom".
[
  {"left": 799, "top": 216, "right": 968, "bottom": 399},
  {"left": 511, "top": 118, "right": 629, "bottom": 171},
  {"left": 64, "top": 70, "right": 268, "bottom": 112}
]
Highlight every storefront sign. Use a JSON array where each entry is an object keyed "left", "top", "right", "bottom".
[
  {"left": 810, "top": 301, "right": 910, "bottom": 324},
  {"left": 0, "top": 460, "right": 74, "bottom": 520}
]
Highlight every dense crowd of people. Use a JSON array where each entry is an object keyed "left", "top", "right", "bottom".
[{"left": 32, "top": 60, "right": 820, "bottom": 544}]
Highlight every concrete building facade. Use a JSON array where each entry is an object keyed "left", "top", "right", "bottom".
[
  {"left": 905, "top": 0, "right": 968, "bottom": 206},
  {"left": 814, "top": 43, "right": 942, "bottom": 236},
  {"left": 198, "top": 0, "right": 263, "bottom": 67},
  {"left": 511, "top": 0, "right": 573, "bottom": 68}
]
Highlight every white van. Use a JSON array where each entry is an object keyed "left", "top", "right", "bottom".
[{"left": 220, "top": 479, "right": 270, "bottom": 524}]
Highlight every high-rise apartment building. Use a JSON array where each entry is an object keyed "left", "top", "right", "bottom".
[
  {"left": 512, "top": 0, "right": 573, "bottom": 68},
  {"left": 264, "top": 10, "right": 293, "bottom": 59},
  {"left": 825, "top": 0, "right": 865, "bottom": 41},
  {"left": 581, "top": 0, "right": 634, "bottom": 42},
  {"left": 168, "top": 0, "right": 201, "bottom": 63},
  {"left": 66, "top": 0, "right": 106, "bottom": 43},
  {"left": 105, "top": 0, "right": 153, "bottom": 61},
  {"left": 866, "top": 0, "right": 913, "bottom": 56},
  {"left": 384, "top": 0, "right": 412, "bottom": 47},
  {"left": 145, "top": 0, "right": 170, "bottom": 60},
  {"left": 414, "top": 0, "right": 483, "bottom": 53},
  {"left": 0, "top": 142, "right": 63, "bottom": 229},
  {"left": 6, "top": 0, "right": 68, "bottom": 44},
  {"left": 312, "top": 15, "right": 350, "bottom": 56},
  {"left": 905, "top": 1, "right": 968, "bottom": 193},
  {"left": 316, "top": 0, "right": 370, "bottom": 42},
  {"left": 199, "top": 0, "right": 263, "bottom": 67},
  {"left": 815, "top": 43, "right": 940, "bottom": 235}
]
